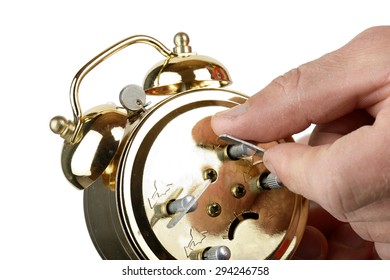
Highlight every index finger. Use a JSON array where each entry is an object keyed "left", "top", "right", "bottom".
[{"left": 211, "top": 26, "right": 390, "bottom": 142}]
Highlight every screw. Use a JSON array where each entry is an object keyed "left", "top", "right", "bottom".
[
  {"left": 207, "top": 202, "right": 221, "bottom": 217},
  {"left": 231, "top": 184, "right": 246, "bottom": 198},
  {"left": 203, "top": 168, "right": 218, "bottom": 182}
]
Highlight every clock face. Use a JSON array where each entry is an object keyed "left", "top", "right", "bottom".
[{"left": 117, "top": 88, "right": 308, "bottom": 260}]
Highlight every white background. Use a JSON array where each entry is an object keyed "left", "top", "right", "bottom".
[{"left": 1, "top": 0, "right": 389, "bottom": 278}]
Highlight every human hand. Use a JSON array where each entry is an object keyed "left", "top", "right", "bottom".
[
  {"left": 211, "top": 26, "right": 390, "bottom": 259},
  {"left": 293, "top": 202, "right": 379, "bottom": 259}
]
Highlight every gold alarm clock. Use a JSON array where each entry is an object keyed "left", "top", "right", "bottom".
[{"left": 50, "top": 32, "right": 308, "bottom": 260}]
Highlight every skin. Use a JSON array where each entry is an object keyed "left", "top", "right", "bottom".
[{"left": 211, "top": 26, "right": 390, "bottom": 259}]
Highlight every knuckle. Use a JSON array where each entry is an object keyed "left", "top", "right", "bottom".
[{"left": 271, "top": 67, "right": 303, "bottom": 98}]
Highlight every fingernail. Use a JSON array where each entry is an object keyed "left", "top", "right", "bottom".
[{"left": 215, "top": 102, "right": 249, "bottom": 119}]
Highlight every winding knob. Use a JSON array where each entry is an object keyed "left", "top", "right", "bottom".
[{"left": 203, "top": 246, "right": 231, "bottom": 260}]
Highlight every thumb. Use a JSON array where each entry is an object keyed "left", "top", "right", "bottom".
[
  {"left": 264, "top": 110, "right": 390, "bottom": 215},
  {"left": 263, "top": 142, "right": 328, "bottom": 203}
]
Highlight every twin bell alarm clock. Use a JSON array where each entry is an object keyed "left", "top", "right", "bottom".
[{"left": 50, "top": 32, "right": 308, "bottom": 260}]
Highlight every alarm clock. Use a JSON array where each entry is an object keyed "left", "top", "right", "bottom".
[{"left": 50, "top": 32, "right": 308, "bottom": 260}]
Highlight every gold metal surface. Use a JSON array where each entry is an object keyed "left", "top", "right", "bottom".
[
  {"left": 51, "top": 32, "right": 233, "bottom": 191},
  {"left": 50, "top": 116, "right": 76, "bottom": 142},
  {"left": 173, "top": 32, "right": 193, "bottom": 54},
  {"left": 144, "top": 55, "right": 231, "bottom": 95},
  {"left": 51, "top": 32, "right": 308, "bottom": 259},
  {"left": 59, "top": 104, "right": 128, "bottom": 189},
  {"left": 69, "top": 35, "right": 173, "bottom": 144},
  {"left": 110, "top": 88, "right": 308, "bottom": 260},
  {"left": 144, "top": 32, "right": 231, "bottom": 95},
  {"left": 50, "top": 35, "right": 173, "bottom": 190}
]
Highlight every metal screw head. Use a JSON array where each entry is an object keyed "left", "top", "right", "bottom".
[
  {"left": 231, "top": 184, "right": 246, "bottom": 198},
  {"left": 203, "top": 168, "right": 218, "bottom": 182},
  {"left": 207, "top": 202, "right": 221, "bottom": 217}
]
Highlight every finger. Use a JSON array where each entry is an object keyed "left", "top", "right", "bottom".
[
  {"left": 327, "top": 223, "right": 375, "bottom": 260},
  {"left": 375, "top": 242, "right": 390, "bottom": 260},
  {"left": 292, "top": 226, "right": 328, "bottom": 260},
  {"left": 345, "top": 198, "right": 390, "bottom": 222},
  {"left": 192, "top": 116, "right": 225, "bottom": 146},
  {"left": 262, "top": 110, "right": 390, "bottom": 219},
  {"left": 306, "top": 202, "right": 343, "bottom": 237},
  {"left": 211, "top": 26, "right": 390, "bottom": 142},
  {"left": 309, "top": 110, "right": 374, "bottom": 146},
  {"left": 350, "top": 220, "right": 390, "bottom": 244}
]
